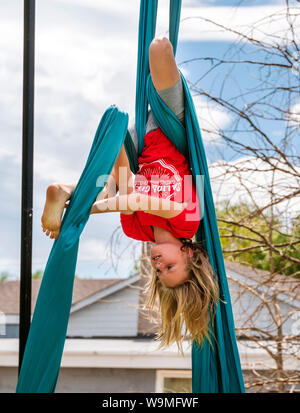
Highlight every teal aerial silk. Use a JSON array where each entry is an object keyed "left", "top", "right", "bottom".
[
  {"left": 16, "top": 107, "right": 129, "bottom": 392},
  {"left": 129, "top": 0, "right": 245, "bottom": 393},
  {"left": 17, "top": 0, "right": 245, "bottom": 393}
]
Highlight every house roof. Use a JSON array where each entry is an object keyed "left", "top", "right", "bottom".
[
  {"left": 225, "top": 260, "right": 299, "bottom": 300},
  {"left": 0, "top": 278, "right": 121, "bottom": 315},
  {"left": 0, "top": 260, "right": 298, "bottom": 319}
]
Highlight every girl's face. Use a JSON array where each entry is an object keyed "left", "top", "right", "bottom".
[{"left": 150, "top": 242, "right": 193, "bottom": 287}]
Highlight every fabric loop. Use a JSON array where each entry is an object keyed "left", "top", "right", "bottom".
[{"left": 16, "top": 0, "right": 245, "bottom": 394}]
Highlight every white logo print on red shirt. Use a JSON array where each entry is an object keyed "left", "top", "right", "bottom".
[{"left": 134, "top": 158, "right": 183, "bottom": 201}]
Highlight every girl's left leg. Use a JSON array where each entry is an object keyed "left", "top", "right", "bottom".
[
  {"left": 149, "top": 37, "right": 181, "bottom": 91},
  {"left": 112, "top": 144, "right": 134, "bottom": 196}
]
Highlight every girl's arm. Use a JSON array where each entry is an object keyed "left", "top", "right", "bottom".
[{"left": 90, "top": 192, "right": 187, "bottom": 219}]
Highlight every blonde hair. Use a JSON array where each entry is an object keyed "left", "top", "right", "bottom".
[{"left": 143, "top": 238, "right": 219, "bottom": 352}]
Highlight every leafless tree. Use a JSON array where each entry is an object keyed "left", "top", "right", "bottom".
[
  {"left": 178, "top": 0, "right": 300, "bottom": 392},
  {"left": 108, "top": 0, "right": 300, "bottom": 393}
]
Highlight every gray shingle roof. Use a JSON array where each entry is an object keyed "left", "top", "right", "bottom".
[{"left": 0, "top": 278, "right": 121, "bottom": 315}]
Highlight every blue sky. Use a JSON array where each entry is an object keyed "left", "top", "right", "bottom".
[
  {"left": 176, "top": 39, "right": 300, "bottom": 161},
  {"left": 0, "top": 0, "right": 299, "bottom": 280}
]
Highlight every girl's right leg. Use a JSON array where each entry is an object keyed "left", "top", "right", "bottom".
[
  {"left": 41, "top": 181, "right": 76, "bottom": 239},
  {"left": 41, "top": 144, "right": 133, "bottom": 240}
]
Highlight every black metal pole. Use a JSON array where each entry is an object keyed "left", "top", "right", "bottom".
[{"left": 19, "top": 0, "right": 35, "bottom": 374}]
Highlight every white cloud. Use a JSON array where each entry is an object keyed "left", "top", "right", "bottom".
[
  {"left": 34, "top": 153, "right": 80, "bottom": 183},
  {"left": 193, "top": 94, "right": 232, "bottom": 143},
  {"left": 78, "top": 238, "right": 110, "bottom": 261},
  {"left": 0, "top": 0, "right": 298, "bottom": 277},
  {"left": 180, "top": 5, "right": 300, "bottom": 43},
  {"left": 208, "top": 156, "right": 300, "bottom": 221},
  {"left": 54, "top": 1, "right": 297, "bottom": 45},
  {"left": 287, "top": 101, "right": 300, "bottom": 128}
]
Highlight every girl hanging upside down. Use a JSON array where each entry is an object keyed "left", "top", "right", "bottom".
[{"left": 41, "top": 37, "right": 218, "bottom": 349}]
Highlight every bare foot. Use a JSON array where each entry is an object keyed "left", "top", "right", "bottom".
[{"left": 41, "top": 183, "right": 73, "bottom": 240}]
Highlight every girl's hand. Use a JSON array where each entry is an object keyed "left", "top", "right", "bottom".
[
  {"left": 90, "top": 202, "right": 98, "bottom": 215},
  {"left": 121, "top": 210, "right": 134, "bottom": 215}
]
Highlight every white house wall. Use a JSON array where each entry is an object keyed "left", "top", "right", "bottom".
[
  {"left": 228, "top": 272, "right": 296, "bottom": 337},
  {"left": 67, "top": 286, "right": 139, "bottom": 338}
]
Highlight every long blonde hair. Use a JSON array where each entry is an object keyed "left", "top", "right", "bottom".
[{"left": 143, "top": 238, "right": 219, "bottom": 352}]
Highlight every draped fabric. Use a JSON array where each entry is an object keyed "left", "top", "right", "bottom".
[
  {"left": 16, "top": 107, "right": 129, "bottom": 392},
  {"left": 129, "top": 0, "right": 245, "bottom": 393},
  {"left": 16, "top": 0, "right": 245, "bottom": 393}
]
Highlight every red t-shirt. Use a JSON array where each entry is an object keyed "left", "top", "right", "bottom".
[{"left": 120, "top": 128, "right": 200, "bottom": 242}]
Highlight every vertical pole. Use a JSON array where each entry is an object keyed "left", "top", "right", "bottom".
[{"left": 19, "top": 0, "right": 35, "bottom": 374}]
